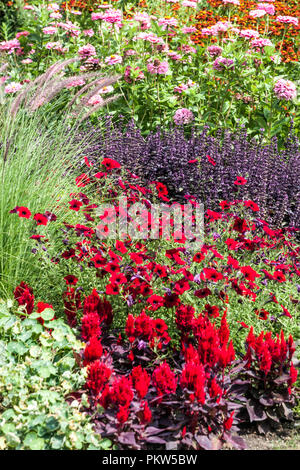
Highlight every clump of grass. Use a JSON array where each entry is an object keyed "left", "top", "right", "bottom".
[{"left": 0, "top": 104, "right": 96, "bottom": 299}]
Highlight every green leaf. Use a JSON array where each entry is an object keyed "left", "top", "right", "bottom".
[
  {"left": 40, "top": 308, "right": 55, "bottom": 321},
  {"left": 24, "top": 432, "right": 45, "bottom": 450}
]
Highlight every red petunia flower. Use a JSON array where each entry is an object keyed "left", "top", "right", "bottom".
[
  {"left": 101, "top": 158, "right": 121, "bottom": 170},
  {"left": 33, "top": 213, "right": 48, "bottom": 226},
  {"left": 234, "top": 176, "right": 247, "bottom": 185},
  {"left": 69, "top": 199, "right": 83, "bottom": 211},
  {"left": 16, "top": 206, "right": 32, "bottom": 219}
]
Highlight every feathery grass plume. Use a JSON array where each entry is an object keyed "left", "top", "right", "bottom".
[
  {"left": 9, "top": 59, "right": 121, "bottom": 120},
  {"left": 0, "top": 62, "right": 9, "bottom": 74},
  {"left": 77, "top": 94, "right": 121, "bottom": 124}
]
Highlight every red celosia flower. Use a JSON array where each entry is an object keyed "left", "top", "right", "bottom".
[
  {"left": 86, "top": 360, "right": 111, "bottom": 395},
  {"left": 83, "top": 335, "right": 103, "bottom": 366},
  {"left": 180, "top": 362, "right": 206, "bottom": 404},
  {"left": 81, "top": 311, "right": 101, "bottom": 341},
  {"left": 209, "top": 377, "right": 223, "bottom": 402},
  {"left": 111, "top": 376, "right": 134, "bottom": 408},
  {"left": 152, "top": 362, "right": 177, "bottom": 397},
  {"left": 223, "top": 411, "right": 234, "bottom": 431},
  {"left": 83, "top": 289, "right": 113, "bottom": 326},
  {"left": 131, "top": 365, "right": 150, "bottom": 399},
  {"left": 116, "top": 405, "right": 130, "bottom": 424},
  {"left": 140, "top": 401, "right": 152, "bottom": 424},
  {"left": 175, "top": 304, "right": 195, "bottom": 333}
]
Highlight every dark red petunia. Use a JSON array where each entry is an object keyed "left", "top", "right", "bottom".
[{"left": 69, "top": 199, "right": 83, "bottom": 211}]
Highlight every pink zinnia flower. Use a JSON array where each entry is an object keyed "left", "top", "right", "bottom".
[
  {"left": 4, "top": 82, "right": 22, "bottom": 93},
  {"left": 78, "top": 44, "right": 96, "bottom": 58},
  {"left": 105, "top": 54, "right": 122, "bottom": 65},
  {"left": 147, "top": 59, "right": 169, "bottom": 75},
  {"left": 275, "top": 16, "right": 298, "bottom": 27},
  {"left": 173, "top": 108, "right": 194, "bottom": 125},
  {"left": 273, "top": 79, "right": 297, "bottom": 101}
]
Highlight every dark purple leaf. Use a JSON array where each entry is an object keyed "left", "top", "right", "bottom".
[
  {"left": 195, "top": 435, "right": 212, "bottom": 450},
  {"left": 246, "top": 399, "right": 267, "bottom": 422}
]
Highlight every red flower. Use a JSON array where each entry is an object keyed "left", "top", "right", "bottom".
[
  {"left": 234, "top": 176, "right": 247, "bottom": 185},
  {"left": 207, "top": 155, "right": 216, "bottom": 166},
  {"left": 101, "top": 158, "right": 121, "bottom": 170},
  {"left": 201, "top": 267, "right": 223, "bottom": 282},
  {"left": 16, "top": 206, "right": 31, "bottom": 219},
  {"left": 244, "top": 200, "right": 259, "bottom": 212},
  {"left": 180, "top": 362, "right": 205, "bottom": 404},
  {"left": 81, "top": 311, "right": 101, "bottom": 341},
  {"left": 64, "top": 275, "right": 78, "bottom": 286},
  {"left": 147, "top": 294, "right": 164, "bottom": 311},
  {"left": 175, "top": 304, "right": 195, "bottom": 333},
  {"left": 131, "top": 366, "right": 150, "bottom": 399},
  {"left": 194, "top": 287, "right": 212, "bottom": 298},
  {"left": 75, "top": 173, "right": 91, "bottom": 187},
  {"left": 14, "top": 282, "right": 34, "bottom": 315},
  {"left": 83, "top": 335, "right": 103, "bottom": 366},
  {"left": 69, "top": 199, "right": 83, "bottom": 211},
  {"left": 33, "top": 213, "right": 48, "bottom": 226},
  {"left": 86, "top": 360, "right": 111, "bottom": 395},
  {"left": 193, "top": 252, "right": 205, "bottom": 263},
  {"left": 240, "top": 266, "right": 260, "bottom": 282},
  {"left": 116, "top": 405, "right": 130, "bottom": 424},
  {"left": 140, "top": 401, "right": 152, "bottom": 424},
  {"left": 152, "top": 362, "right": 177, "bottom": 397},
  {"left": 223, "top": 411, "right": 234, "bottom": 431}
]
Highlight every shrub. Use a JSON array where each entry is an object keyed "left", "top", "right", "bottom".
[{"left": 81, "top": 120, "right": 300, "bottom": 228}]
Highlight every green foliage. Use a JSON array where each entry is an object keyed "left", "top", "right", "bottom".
[
  {"left": 0, "top": 298, "right": 111, "bottom": 450},
  {"left": 0, "top": 105, "right": 94, "bottom": 299}
]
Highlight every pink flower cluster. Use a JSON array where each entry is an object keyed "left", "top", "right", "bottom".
[
  {"left": 147, "top": 59, "right": 169, "bottom": 75},
  {"left": 273, "top": 79, "right": 297, "bottom": 101},
  {"left": 173, "top": 108, "right": 194, "bottom": 125}
]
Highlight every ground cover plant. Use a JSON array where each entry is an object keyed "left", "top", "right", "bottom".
[
  {"left": 0, "top": 0, "right": 299, "bottom": 137},
  {"left": 0, "top": 0, "right": 299, "bottom": 453}
]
